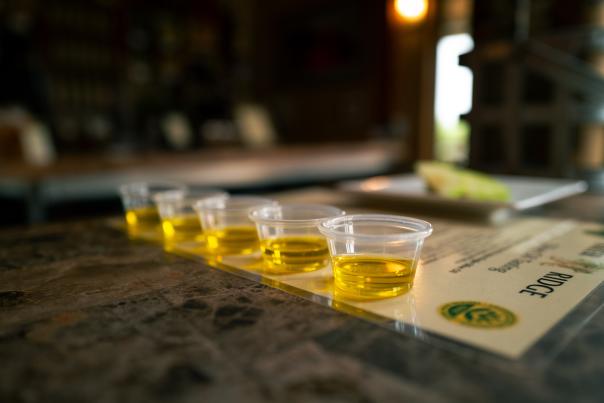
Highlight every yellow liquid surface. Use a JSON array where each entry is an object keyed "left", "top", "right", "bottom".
[
  {"left": 162, "top": 214, "right": 204, "bottom": 242},
  {"left": 260, "top": 236, "right": 329, "bottom": 273},
  {"left": 205, "top": 226, "right": 259, "bottom": 255},
  {"left": 332, "top": 255, "right": 416, "bottom": 299},
  {"left": 125, "top": 206, "right": 160, "bottom": 232}
]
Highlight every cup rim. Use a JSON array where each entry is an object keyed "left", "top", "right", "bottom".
[
  {"left": 249, "top": 203, "right": 345, "bottom": 226},
  {"left": 319, "top": 214, "right": 433, "bottom": 242},
  {"left": 194, "top": 195, "right": 276, "bottom": 212}
]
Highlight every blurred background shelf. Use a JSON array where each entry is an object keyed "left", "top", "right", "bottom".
[
  {"left": 3, "top": 0, "right": 604, "bottom": 227},
  {"left": 0, "top": 141, "right": 400, "bottom": 224}
]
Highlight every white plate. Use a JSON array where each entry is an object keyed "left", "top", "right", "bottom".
[{"left": 340, "top": 174, "right": 588, "bottom": 218}]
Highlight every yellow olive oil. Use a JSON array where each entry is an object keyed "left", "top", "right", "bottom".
[
  {"left": 161, "top": 214, "right": 204, "bottom": 242},
  {"left": 205, "top": 226, "right": 259, "bottom": 255},
  {"left": 125, "top": 206, "right": 160, "bottom": 232},
  {"left": 332, "top": 255, "right": 416, "bottom": 299},
  {"left": 260, "top": 235, "right": 329, "bottom": 273}
]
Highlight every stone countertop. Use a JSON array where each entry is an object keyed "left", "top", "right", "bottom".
[{"left": 1, "top": 198, "right": 604, "bottom": 402}]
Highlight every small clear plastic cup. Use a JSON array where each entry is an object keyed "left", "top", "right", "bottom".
[
  {"left": 319, "top": 214, "right": 432, "bottom": 300},
  {"left": 119, "top": 182, "right": 186, "bottom": 234},
  {"left": 249, "top": 204, "right": 345, "bottom": 274},
  {"left": 153, "top": 188, "right": 228, "bottom": 244},
  {"left": 194, "top": 196, "right": 276, "bottom": 256}
]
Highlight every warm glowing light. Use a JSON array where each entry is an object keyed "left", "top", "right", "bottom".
[
  {"left": 394, "top": 0, "right": 429, "bottom": 23},
  {"left": 360, "top": 176, "right": 391, "bottom": 192}
]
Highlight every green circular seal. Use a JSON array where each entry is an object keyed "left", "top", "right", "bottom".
[{"left": 440, "top": 301, "right": 517, "bottom": 328}]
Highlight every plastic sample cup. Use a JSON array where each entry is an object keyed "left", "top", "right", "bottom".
[
  {"left": 195, "top": 196, "right": 276, "bottom": 256},
  {"left": 154, "top": 188, "right": 227, "bottom": 243},
  {"left": 119, "top": 182, "right": 186, "bottom": 234},
  {"left": 319, "top": 214, "right": 432, "bottom": 300},
  {"left": 249, "top": 204, "right": 345, "bottom": 273}
]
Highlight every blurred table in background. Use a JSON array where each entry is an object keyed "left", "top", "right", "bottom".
[{"left": 0, "top": 141, "right": 400, "bottom": 224}]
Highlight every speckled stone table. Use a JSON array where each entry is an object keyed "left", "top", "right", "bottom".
[{"left": 1, "top": 192, "right": 603, "bottom": 403}]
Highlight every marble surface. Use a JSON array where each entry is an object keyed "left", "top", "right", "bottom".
[{"left": 1, "top": 215, "right": 603, "bottom": 403}]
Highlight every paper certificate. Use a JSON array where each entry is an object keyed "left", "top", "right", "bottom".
[
  {"left": 217, "top": 217, "right": 604, "bottom": 358},
  {"left": 360, "top": 217, "right": 604, "bottom": 357}
]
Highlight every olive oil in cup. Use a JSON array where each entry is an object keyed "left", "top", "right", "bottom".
[
  {"left": 154, "top": 188, "right": 227, "bottom": 244},
  {"left": 319, "top": 214, "right": 432, "bottom": 300},
  {"left": 195, "top": 196, "right": 276, "bottom": 256},
  {"left": 249, "top": 204, "right": 345, "bottom": 274},
  {"left": 119, "top": 182, "right": 186, "bottom": 235}
]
